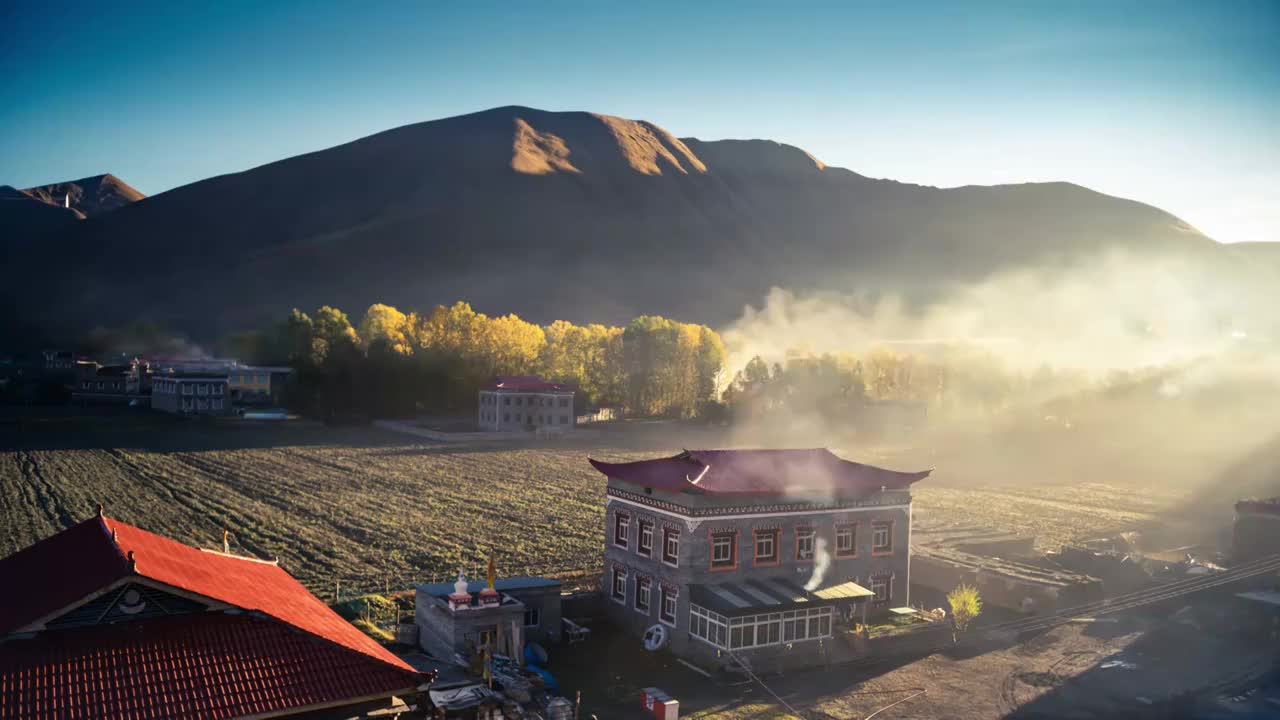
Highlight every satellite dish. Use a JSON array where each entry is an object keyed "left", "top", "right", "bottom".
[{"left": 643, "top": 624, "right": 668, "bottom": 651}]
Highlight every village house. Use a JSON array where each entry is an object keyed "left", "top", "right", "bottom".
[
  {"left": 71, "top": 359, "right": 152, "bottom": 405},
  {"left": 414, "top": 573, "right": 562, "bottom": 663},
  {"left": 151, "top": 374, "right": 233, "bottom": 416},
  {"left": 228, "top": 365, "right": 293, "bottom": 406},
  {"left": 589, "top": 448, "right": 931, "bottom": 670},
  {"left": 478, "top": 376, "right": 575, "bottom": 432},
  {"left": 0, "top": 508, "right": 426, "bottom": 719}
]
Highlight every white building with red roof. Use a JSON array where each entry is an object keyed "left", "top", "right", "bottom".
[
  {"left": 0, "top": 508, "right": 426, "bottom": 719},
  {"left": 589, "top": 448, "right": 931, "bottom": 671},
  {"left": 478, "top": 375, "right": 575, "bottom": 432}
]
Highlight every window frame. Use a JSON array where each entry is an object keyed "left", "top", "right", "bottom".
[
  {"left": 753, "top": 528, "right": 780, "bottom": 567},
  {"left": 634, "top": 575, "right": 651, "bottom": 614},
  {"left": 613, "top": 511, "right": 630, "bottom": 549},
  {"left": 524, "top": 606, "right": 541, "bottom": 627},
  {"left": 659, "top": 585, "right": 678, "bottom": 627},
  {"left": 661, "top": 527, "right": 680, "bottom": 567},
  {"left": 870, "top": 575, "right": 892, "bottom": 604},
  {"left": 637, "top": 519, "right": 654, "bottom": 557},
  {"left": 835, "top": 523, "right": 858, "bottom": 558},
  {"left": 795, "top": 526, "right": 816, "bottom": 562},
  {"left": 710, "top": 530, "right": 738, "bottom": 571},
  {"left": 871, "top": 521, "right": 894, "bottom": 556},
  {"left": 611, "top": 567, "right": 628, "bottom": 604}
]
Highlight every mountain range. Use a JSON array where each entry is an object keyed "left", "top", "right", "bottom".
[{"left": 2, "top": 106, "right": 1274, "bottom": 345}]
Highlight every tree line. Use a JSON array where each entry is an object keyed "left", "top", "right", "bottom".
[
  {"left": 228, "top": 302, "right": 727, "bottom": 420},
  {"left": 721, "top": 347, "right": 1031, "bottom": 433}
]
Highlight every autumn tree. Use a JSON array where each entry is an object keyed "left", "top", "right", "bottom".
[
  {"left": 358, "top": 304, "right": 412, "bottom": 355},
  {"left": 947, "top": 583, "right": 982, "bottom": 642}
]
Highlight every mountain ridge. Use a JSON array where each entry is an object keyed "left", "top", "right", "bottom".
[
  {"left": 0, "top": 105, "right": 1264, "bottom": 344},
  {"left": 21, "top": 173, "right": 145, "bottom": 218}
]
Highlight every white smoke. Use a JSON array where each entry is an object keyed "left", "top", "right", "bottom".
[{"left": 804, "top": 537, "right": 831, "bottom": 592}]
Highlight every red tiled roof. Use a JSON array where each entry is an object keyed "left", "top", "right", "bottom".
[
  {"left": 0, "top": 514, "right": 415, "bottom": 674},
  {"left": 485, "top": 375, "right": 573, "bottom": 392},
  {"left": 0, "top": 612, "right": 420, "bottom": 720},
  {"left": 588, "top": 449, "right": 930, "bottom": 497}
]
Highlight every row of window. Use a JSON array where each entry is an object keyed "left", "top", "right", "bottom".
[
  {"left": 614, "top": 510, "right": 894, "bottom": 570},
  {"left": 154, "top": 381, "right": 225, "bottom": 396},
  {"left": 80, "top": 381, "right": 125, "bottom": 391},
  {"left": 614, "top": 514, "right": 681, "bottom": 565},
  {"left": 230, "top": 374, "right": 269, "bottom": 384},
  {"left": 482, "top": 395, "right": 571, "bottom": 408},
  {"left": 689, "top": 604, "right": 835, "bottom": 650},
  {"left": 481, "top": 411, "right": 571, "bottom": 425},
  {"left": 179, "top": 398, "right": 224, "bottom": 411},
  {"left": 611, "top": 567, "right": 678, "bottom": 624}
]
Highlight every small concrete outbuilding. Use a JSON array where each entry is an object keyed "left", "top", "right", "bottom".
[{"left": 415, "top": 574, "right": 562, "bottom": 663}]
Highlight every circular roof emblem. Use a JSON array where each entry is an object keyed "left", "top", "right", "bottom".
[{"left": 119, "top": 588, "right": 147, "bottom": 615}]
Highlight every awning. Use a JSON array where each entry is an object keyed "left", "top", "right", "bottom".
[
  {"left": 689, "top": 577, "right": 870, "bottom": 616},
  {"left": 812, "top": 580, "right": 875, "bottom": 601}
]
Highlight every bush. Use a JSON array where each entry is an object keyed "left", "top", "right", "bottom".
[
  {"left": 352, "top": 618, "right": 393, "bottom": 642},
  {"left": 947, "top": 583, "right": 983, "bottom": 639},
  {"left": 333, "top": 593, "right": 397, "bottom": 622}
]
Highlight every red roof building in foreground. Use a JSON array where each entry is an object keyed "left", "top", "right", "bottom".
[{"left": 0, "top": 510, "right": 425, "bottom": 720}]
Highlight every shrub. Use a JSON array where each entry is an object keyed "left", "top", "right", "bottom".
[{"left": 947, "top": 583, "right": 982, "bottom": 639}]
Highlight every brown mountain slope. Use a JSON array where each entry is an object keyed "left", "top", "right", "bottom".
[
  {"left": 21, "top": 173, "right": 145, "bottom": 218},
  {"left": 1, "top": 106, "right": 1263, "bottom": 343},
  {"left": 0, "top": 185, "right": 82, "bottom": 238}
]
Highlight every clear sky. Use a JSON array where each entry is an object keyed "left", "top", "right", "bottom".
[{"left": 2, "top": 1, "right": 1276, "bottom": 243}]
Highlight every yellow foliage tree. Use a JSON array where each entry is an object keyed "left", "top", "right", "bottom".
[
  {"left": 358, "top": 304, "right": 412, "bottom": 355},
  {"left": 947, "top": 583, "right": 983, "bottom": 641}
]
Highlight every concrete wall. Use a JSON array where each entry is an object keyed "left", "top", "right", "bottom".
[
  {"left": 910, "top": 552, "right": 1103, "bottom": 614},
  {"left": 1234, "top": 508, "right": 1280, "bottom": 564},
  {"left": 505, "top": 586, "right": 562, "bottom": 645}
]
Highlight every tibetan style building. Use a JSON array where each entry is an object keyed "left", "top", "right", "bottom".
[
  {"left": 0, "top": 509, "right": 425, "bottom": 719},
  {"left": 589, "top": 449, "right": 931, "bottom": 669}
]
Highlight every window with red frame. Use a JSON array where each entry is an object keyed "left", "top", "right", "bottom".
[
  {"left": 754, "top": 529, "right": 780, "bottom": 565},
  {"left": 711, "top": 531, "right": 737, "bottom": 569},
  {"left": 835, "top": 523, "right": 856, "bottom": 558},
  {"left": 795, "top": 527, "right": 816, "bottom": 561}
]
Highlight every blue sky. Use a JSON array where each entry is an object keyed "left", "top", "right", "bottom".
[{"left": 2, "top": 1, "right": 1276, "bottom": 243}]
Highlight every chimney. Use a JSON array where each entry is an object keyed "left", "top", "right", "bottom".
[
  {"left": 223, "top": 528, "right": 230, "bottom": 554},
  {"left": 127, "top": 550, "right": 137, "bottom": 572}
]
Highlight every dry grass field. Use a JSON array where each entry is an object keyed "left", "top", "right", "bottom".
[{"left": 0, "top": 408, "right": 1192, "bottom": 599}]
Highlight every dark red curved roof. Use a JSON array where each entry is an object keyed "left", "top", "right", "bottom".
[{"left": 589, "top": 449, "right": 930, "bottom": 496}]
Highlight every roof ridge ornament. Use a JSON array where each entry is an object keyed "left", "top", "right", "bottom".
[{"left": 687, "top": 465, "right": 712, "bottom": 486}]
